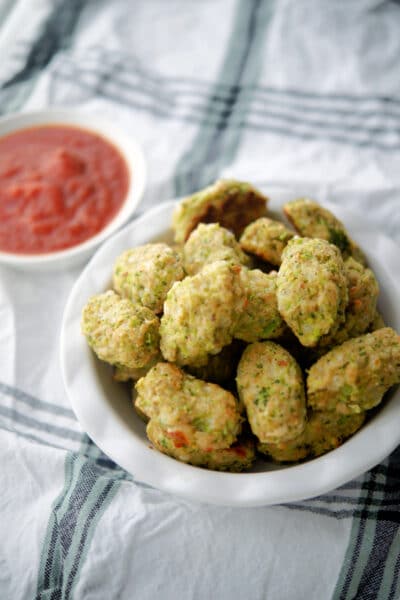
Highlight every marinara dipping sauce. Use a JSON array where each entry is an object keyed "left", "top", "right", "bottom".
[{"left": 0, "top": 125, "right": 130, "bottom": 254}]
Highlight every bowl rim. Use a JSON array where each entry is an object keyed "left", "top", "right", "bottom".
[
  {"left": 60, "top": 198, "right": 400, "bottom": 507},
  {"left": 0, "top": 108, "right": 147, "bottom": 267}
]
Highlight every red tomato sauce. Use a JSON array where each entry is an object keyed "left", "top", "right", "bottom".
[{"left": 0, "top": 125, "right": 130, "bottom": 254}]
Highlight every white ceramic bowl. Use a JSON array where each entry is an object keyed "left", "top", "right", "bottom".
[
  {"left": 60, "top": 197, "right": 400, "bottom": 507},
  {"left": 0, "top": 109, "right": 146, "bottom": 270}
]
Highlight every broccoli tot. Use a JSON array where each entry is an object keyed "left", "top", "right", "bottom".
[
  {"left": 148, "top": 421, "right": 255, "bottom": 472},
  {"left": 277, "top": 238, "right": 348, "bottom": 347},
  {"left": 307, "top": 328, "right": 400, "bottom": 414},
  {"left": 183, "top": 222, "right": 251, "bottom": 275},
  {"left": 236, "top": 342, "right": 306, "bottom": 444},
  {"left": 317, "top": 257, "right": 379, "bottom": 348},
  {"left": 240, "top": 217, "right": 294, "bottom": 266},
  {"left": 135, "top": 362, "right": 243, "bottom": 452},
  {"left": 81, "top": 290, "right": 160, "bottom": 370},
  {"left": 258, "top": 410, "right": 365, "bottom": 462},
  {"left": 113, "top": 243, "right": 184, "bottom": 314},
  {"left": 233, "top": 269, "right": 286, "bottom": 343},
  {"left": 160, "top": 260, "right": 244, "bottom": 367},
  {"left": 172, "top": 179, "right": 268, "bottom": 243},
  {"left": 283, "top": 198, "right": 366, "bottom": 265}
]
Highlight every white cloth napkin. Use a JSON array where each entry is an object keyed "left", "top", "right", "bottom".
[{"left": 1, "top": 1, "right": 400, "bottom": 599}]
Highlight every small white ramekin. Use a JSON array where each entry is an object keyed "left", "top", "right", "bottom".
[{"left": 0, "top": 109, "right": 146, "bottom": 270}]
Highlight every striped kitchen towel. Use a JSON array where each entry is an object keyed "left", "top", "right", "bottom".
[{"left": 0, "top": 1, "right": 400, "bottom": 598}]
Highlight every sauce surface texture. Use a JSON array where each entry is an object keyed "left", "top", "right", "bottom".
[{"left": 0, "top": 125, "right": 129, "bottom": 254}]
